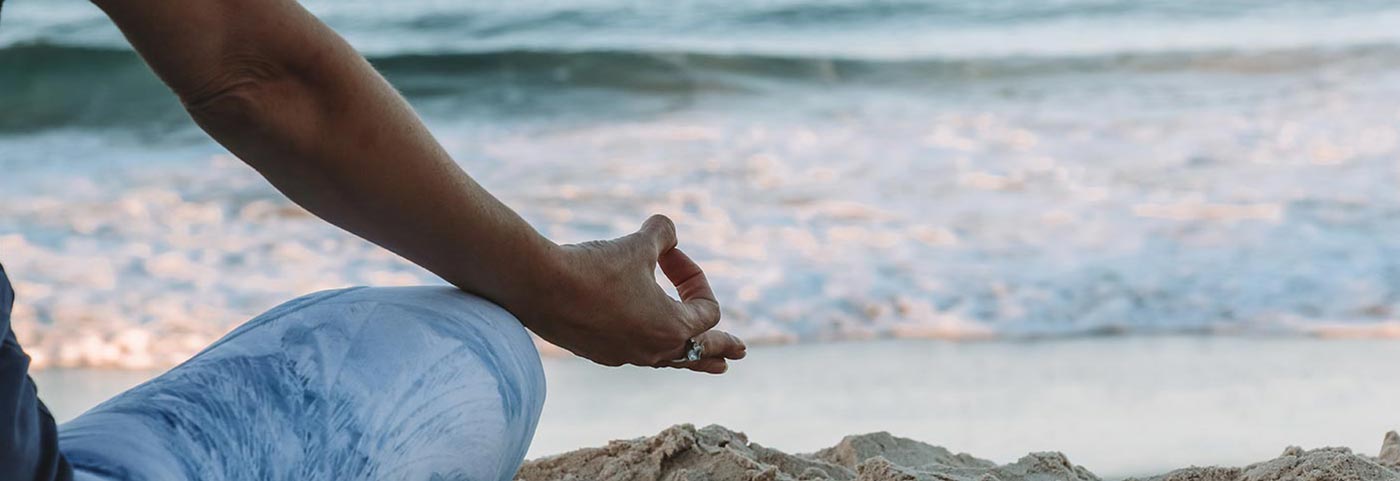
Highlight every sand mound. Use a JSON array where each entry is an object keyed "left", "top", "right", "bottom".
[
  {"left": 515, "top": 425, "right": 1400, "bottom": 481},
  {"left": 1134, "top": 444, "right": 1398, "bottom": 481},
  {"left": 514, "top": 424, "right": 1095, "bottom": 481}
]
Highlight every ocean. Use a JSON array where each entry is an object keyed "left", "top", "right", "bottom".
[{"left": 5, "top": 0, "right": 1400, "bottom": 369}]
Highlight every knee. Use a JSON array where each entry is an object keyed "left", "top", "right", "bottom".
[
  {"left": 212, "top": 286, "right": 546, "bottom": 479},
  {"left": 348, "top": 286, "right": 543, "bottom": 372},
  {"left": 62, "top": 286, "right": 548, "bottom": 481},
  {"left": 336, "top": 287, "right": 547, "bottom": 479},
  {"left": 210, "top": 285, "right": 547, "bottom": 424},
  {"left": 230, "top": 285, "right": 545, "bottom": 390}
]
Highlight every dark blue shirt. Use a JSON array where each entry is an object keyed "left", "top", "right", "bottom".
[
  {"left": 2, "top": 262, "right": 73, "bottom": 481},
  {"left": 2, "top": 264, "right": 72, "bottom": 481}
]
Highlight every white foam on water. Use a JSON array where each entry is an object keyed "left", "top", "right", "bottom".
[
  {"left": 8, "top": 62, "right": 1400, "bottom": 370},
  {"left": 9, "top": 1, "right": 1400, "bottom": 370}
]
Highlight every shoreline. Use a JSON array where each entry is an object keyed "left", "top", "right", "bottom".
[{"left": 37, "top": 337, "right": 1400, "bottom": 477}]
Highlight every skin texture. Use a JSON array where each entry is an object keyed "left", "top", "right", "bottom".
[{"left": 87, "top": 0, "right": 746, "bottom": 374}]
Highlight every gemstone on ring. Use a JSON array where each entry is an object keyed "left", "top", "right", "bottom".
[{"left": 674, "top": 337, "right": 704, "bottom": 363}]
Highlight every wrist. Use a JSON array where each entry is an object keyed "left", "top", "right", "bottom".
[{"left": 495, "top": 233, "right": 570, "bottom": 328}]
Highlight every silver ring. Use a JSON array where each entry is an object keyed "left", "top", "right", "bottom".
[{"left": 672, "top": 337, "right": 704, "bottom": 363}]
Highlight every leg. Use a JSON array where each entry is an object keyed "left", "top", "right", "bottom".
[{"left": 58, "top": 287, "right": 546, "bottom": 481}]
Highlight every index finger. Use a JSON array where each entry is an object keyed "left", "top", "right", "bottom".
[{"left": 657, "top": 247, "right": 721, "bottom": 335}]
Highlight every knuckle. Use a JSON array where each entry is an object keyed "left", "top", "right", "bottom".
[
  {"left": 649, "top": 214, "right": 677, "bottom": 242},
  {"left": 695, "top": 302, "right": 721, "bottom": 327},
  {"left": 649, "top": 214, "right": 675, "bottom": 230}
]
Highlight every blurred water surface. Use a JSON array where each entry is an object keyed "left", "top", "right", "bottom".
[{"left": 4, "top": 0, "right": 1400, "bottom": 368}]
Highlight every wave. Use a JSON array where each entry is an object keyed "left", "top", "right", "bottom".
[{"left": 5, "top": 41, "right": 1400, "bottom": 132}]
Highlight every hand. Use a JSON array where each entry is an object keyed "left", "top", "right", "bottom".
[{"left": 514, "top": 215, "right": 746, "bottom": 374}]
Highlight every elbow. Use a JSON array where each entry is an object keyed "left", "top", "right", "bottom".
[
  {"left": 178, "top": 55, "right": 287, "bottom": 128},
  {"left": 174, "top": 54, "right": 319, "bottom": 175},
  {"left": 170, "top": 35, "right": 361, "bottom": 165}
]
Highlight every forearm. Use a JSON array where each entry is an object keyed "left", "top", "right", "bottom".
[
  {"left": 91, "top": 0, "right": 746, "bottom": 373},
  {"left": 92, "top": 0, "right": 559, "bottom": 309}
]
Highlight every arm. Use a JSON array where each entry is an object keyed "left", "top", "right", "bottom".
[{"left": 90, "top": 0, "right": 744, "bottom": 372}]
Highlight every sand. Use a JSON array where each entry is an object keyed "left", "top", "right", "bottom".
[{"left": 515, "top": 425, "right": 1400, "bottom": 481}]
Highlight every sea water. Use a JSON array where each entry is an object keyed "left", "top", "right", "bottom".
[{"left": 4, "top": 1, "right": 1400, "bottom": 368}]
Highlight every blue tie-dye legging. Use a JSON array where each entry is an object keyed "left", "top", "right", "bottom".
[{"left": 58, "top": 287, "right": 546, "bottom": 481}]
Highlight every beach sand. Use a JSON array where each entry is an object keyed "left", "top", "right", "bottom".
[{"left": 516, "top": 424, "right": 1400, "bottom": 481}]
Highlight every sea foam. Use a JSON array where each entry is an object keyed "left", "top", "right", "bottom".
[{"left": 8, "top": 0, "right": 1400, "bottom": 370}]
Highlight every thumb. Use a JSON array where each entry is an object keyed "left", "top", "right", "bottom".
[{"left": 636, "top": 214, "right": 678, "bottom": 257}]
